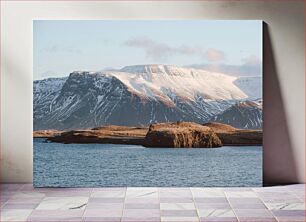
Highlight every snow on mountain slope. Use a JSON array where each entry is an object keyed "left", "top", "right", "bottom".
[
  {"left": 233, "top": 76, "right": 262, "bottom": 99},
  {"left": 33, "top": 65, "right": 262, "bottom": 130},
  {"left": 116, "top": 65, "right": 248, "bottom": 102},
  {"left": 33, "top": 77, "right": 67, "bottom": 123}
]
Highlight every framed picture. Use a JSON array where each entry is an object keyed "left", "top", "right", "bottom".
[{"left": 33, "top": 20, "right": 262, "bottom": 187}]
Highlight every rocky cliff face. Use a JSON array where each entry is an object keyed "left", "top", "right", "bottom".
[
  {"left": 144, "top": 122, "right": 222, "bottom": 148},
  {"left": 210, "top": 100, "right": 262, "bottom": 129}
]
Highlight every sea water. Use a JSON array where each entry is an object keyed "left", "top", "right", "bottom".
[{"left": 33, "top": 138, "right": 262, "bottom": 187}]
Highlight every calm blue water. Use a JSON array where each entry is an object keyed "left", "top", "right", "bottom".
[{"left": 33, "top": 138, "right": 262, "bottom": 187}]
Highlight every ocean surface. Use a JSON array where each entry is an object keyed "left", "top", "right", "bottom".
[{"left": 33, "top": 138, "right": 262, "bottom": 187}]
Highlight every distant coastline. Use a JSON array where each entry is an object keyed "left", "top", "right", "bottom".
[{"left": 33, "top": 122, "right": 262, "bottom": 148}]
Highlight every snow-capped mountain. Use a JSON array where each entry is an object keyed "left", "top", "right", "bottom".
[
  {"left": 34, "top": 77, "right": 67, "bottom": 122},
  {"left": 209, "top": 100, "right": 263, "bottom": 129},
  {"left": 33, "top": 65, "right": 262, "bottom": 130}
]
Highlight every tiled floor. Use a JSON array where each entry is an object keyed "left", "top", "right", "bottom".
[{"left": 0, "top": 184, "right": 304, "bottom": 222}]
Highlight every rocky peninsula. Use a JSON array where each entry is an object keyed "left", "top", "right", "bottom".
[
  {"left": 34, "top": 122, "right": 262, "bottom": 148},
  {"left": 45, "top": 125, "right": 147, "bottom": 145},
  {"left": 203, "top": 122, "right": 262, "bottom": 146}
]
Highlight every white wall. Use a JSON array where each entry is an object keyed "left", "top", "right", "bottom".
[{"left": 1, "top": 1, "right": 305, "bottom": 184}]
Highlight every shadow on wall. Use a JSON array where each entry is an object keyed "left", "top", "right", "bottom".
[{"left": 263, "top": 22, "right": 298, "bottom": 186}]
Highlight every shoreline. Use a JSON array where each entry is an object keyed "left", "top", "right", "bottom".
[
  {"left": 33, "top": 122, "right": 262, "bottom": 147},
  {"left": 34, "top": 137, "right": 263, "bottom": 147}
]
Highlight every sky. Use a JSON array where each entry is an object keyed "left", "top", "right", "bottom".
[{"left": 33, "top": 20, "right": 262, "bottom": 80}]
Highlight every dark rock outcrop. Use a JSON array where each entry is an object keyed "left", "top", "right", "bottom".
[{"left": 144, "top": 122, "right": 222, "bottom": 148}]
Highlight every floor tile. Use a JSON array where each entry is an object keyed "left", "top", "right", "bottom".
[
  {"left": 257, "top": 192, "right": 300, "bottom": 203},
  {"left": 122, "top": 209, "right": 160, "bottom": 218},
  {"left": 122, "top": 217, "right": 161, "bottom": 222},
  {"left": 86, "top": 202, "right": 123, "bottom": 209},
  {"left": 198, "top": 209, "right": 235, "bottom": 217},
  {"left": 237, "top": 218, "right": 277, "bottom": 222},
  {"left": 276, "top": 217, "right": 306, "bottom": 222},
  {"left": 1, "top": 202, "right": 7, "bottom": 208},
  {"left": 83, "top": 217, "right": 121, "bottom": 222},
  {"left": 161, "top": 210, "right": 198, "bottom": 217},
  {"left": 292, "top": 192, "right": 305, "bottom": 201},
  {"left": 89, "top": 197, "right": 125, "bottom": 203},
  {"left": 28, "top": 209, "right": 84, "bottom": 218},
  {"left": 271, "top": 209, "right": 305, "bottom": 217},
  {"left": 1, "top": 183, "right": 305, "bottom": 222},
  {"left": 0, "top": 209, "right": 32, "bottom": 221},
  {"left": 91, "top": 189, "right": 126, "bottom": 198},
  {"left": 0, "top": 184, "right": 24, "bottom": 191},
  {"left": 2, "top": 203, "right": 39, "bottom": 209},
  {"left": 20, "top": 184, "right": 36, "bottom": 191},
  {"left": 228, "top": 198, "right": 262, "bottom": 204},
  {"left": 83, "top": 208, "right": 123, "bottom": 217},
  {"left": 36, "top": 196, "right": 88, "bottom": 210},
  {"left": 125, "top": 197, "right": 159, "bottom": 204},
  {"left": 160, "top": 197, "right": 194, "bottom": 203},
  {"left": 126, "top": 187, "right": 158, "bottom": 198},
  {"left": 196, "top": 203, "right": 231, "bottom": 209},
  {"left": 125, "top": 203, "right": 160, "bottom": 209},
  {"left": 6, "top": 197, "right": 44, "bottom": 205},
  {"left": 194, "top": 197, "right": 228, "bottom": 203},
  {"left": 200, "top": 217, "right": 238, "bottom": 222},
  {"left": 234, "top": 209, "right": 274, "bottom": 218},
  {"left": 10, "top": 191, "right": 45, "bottom": 199},
  {"left": 252, "top": 186, "right": 290, "bottom": 192},
  {"left": 286, "top": 184, "right": 305, "bottom": 190},
  {"left": 44, "top": 191, "right": 91, "bottom": 197},
  {"left": 159, "top": 188, "right": 191, "bottom": 192},
  {"left": 160, "top": 203, "right": 196, "bottom": 210},
  {"left": 191, "top": 188, "right": 225, "bottom": 197},
  {"left": 92, "top": 187, "right": 126, "bottom": 192},
  {"left": 230, "top": 202, "right": 266, "bottom": 209},
  {"left": 162, "top": 216, "right": 199, "bottom": 222},
  {"left": 1, "top": 196, "right": 10, "bottom": 205},
  {"left": 265, "top": 202, "right": 305, "bottom": 210},
  {"left": 27, "top": 217, "right": 83, "bottom": 221},
  {"left": 159, "top": 188, "right": 192, "bottom": 198},
  {"left": 225, "top": 191, "right": 258, "bottom": 198}
]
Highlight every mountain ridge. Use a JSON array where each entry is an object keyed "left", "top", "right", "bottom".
[{"left": 34, "top": 65, "right": 262, "bottom": 130}]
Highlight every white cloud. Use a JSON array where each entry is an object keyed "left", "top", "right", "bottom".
[
  {"left": 204, "top": 48, "right": 226, "bottom": 62},
  {"left": 125, "top": 37, "right": 225, "bottom": 62}
]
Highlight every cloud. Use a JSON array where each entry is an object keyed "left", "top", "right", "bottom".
[
  {"left": 125, "top": 37, "right": 225, "bottom": 62},
  {"left": 41, "top": 45, "right": 82, "bottom": 54},
  {"left": 204, "top": 48, "right": 225, "bottom": 62},
  {"left": 188, "top": 55, "right": 262, "bottom": 76},
  {"left": 125, "top": 37, "right": 171, "bottom": 59}
]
